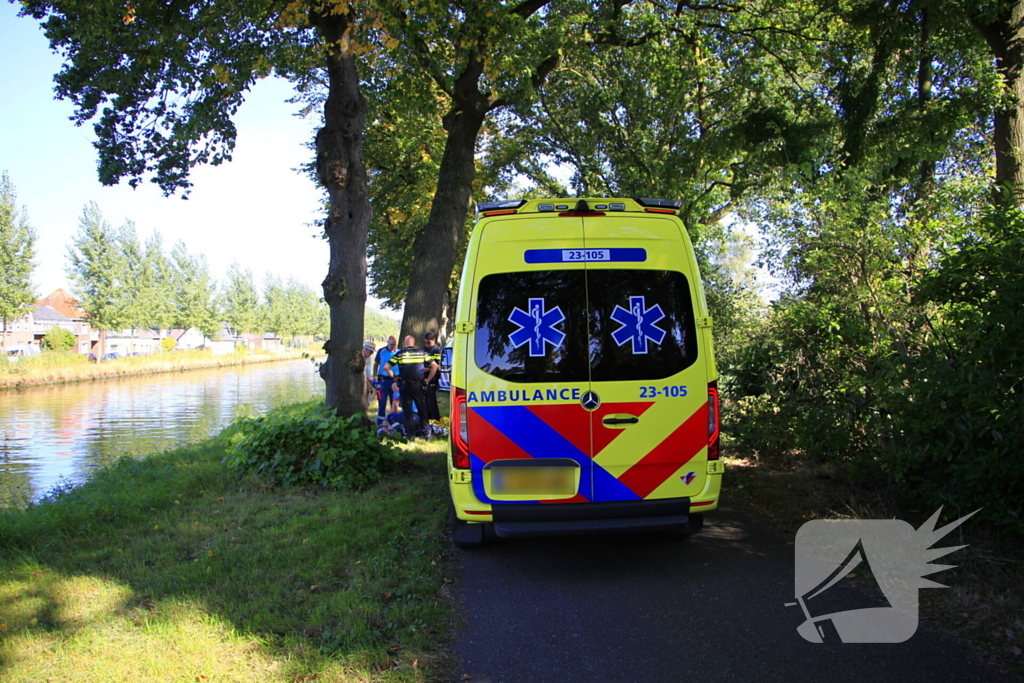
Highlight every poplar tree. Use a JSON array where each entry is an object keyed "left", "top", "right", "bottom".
[
  {"left": 144, "top": 231, "right": 177, "bottom": 335},
  {"left": 0, "top": 172, "right": 37, "bottom": 351},
  {"left": 66, "top": 202, "right": 127, "bottom": 357},
  {"left": 221, "top": 263, "right": 263, "bottom": 337},
  {"left": 118, "top": 220, "right": 149, "bottom": 348},
  {"left": 170, "top": 241, "right": 220, "bottom": 341}
]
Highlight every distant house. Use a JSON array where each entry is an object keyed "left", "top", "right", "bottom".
[
  {"left": 171, "top": 327, "right": 211, "bottom": 351},
  {"left": 260, "top": 333, "right": 283, "bottom": 353},
  {"left": 0, "top": 306, "right": 35, "bottom": 348},
  {"left": 31, "top": 305, "right": 77, "bottom": 338},
  {"left": 218, "top": 324, "right": 283, "bottom": 353},
  {"left": 35, "top": 289, "right": 96, "bottom": 353},
  {"left": 1, "top": 298, "right": 91, "bottom": 352},
  {"left": 167, "top": 327, "right": 230, "bottom": 355},
  {"left": 105, "top": 328, "right": 162, "bottom": 356}
]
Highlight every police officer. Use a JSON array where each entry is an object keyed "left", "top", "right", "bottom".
[
  {"left": 384, "top": 335, "right": 438, "bottom": 438},
  {"left": 422, "top": 331, "right": 442, "bottom": 426}
]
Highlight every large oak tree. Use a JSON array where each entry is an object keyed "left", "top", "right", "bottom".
[
  {"left": 22, "top": 0, "right": 371, "bottom": 415},
  {"left": 371, "top": 0, "right": 588, "bottom": 339}
]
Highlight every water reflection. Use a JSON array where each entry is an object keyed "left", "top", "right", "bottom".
[{"left": 0, "top": 360, "right": 322, "bottom": 507}]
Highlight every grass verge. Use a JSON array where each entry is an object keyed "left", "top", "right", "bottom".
[
  {"left": 722, "top": 445, "right": 1023, "bottom": 677},
  {"left": 0, "top": 349, "right": 311, "bottom": 390},
  {"left": 0, "top": 402, "right": 456, "bottom": 682}
]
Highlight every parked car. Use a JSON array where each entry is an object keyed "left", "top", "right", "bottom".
[{"left": 6, "top": 345, "right": 40, "bottom": 362}]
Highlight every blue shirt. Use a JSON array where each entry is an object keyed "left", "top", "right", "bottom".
[{"left": 375, "top": 346, "right": 399, "bottom": 377}]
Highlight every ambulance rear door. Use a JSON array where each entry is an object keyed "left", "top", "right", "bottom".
[
  {"left": 581, "top": 214, "right": 710, "bottom": 503},
  {"left": 465, "top": 212, "right": 594, "bottom": 505}
]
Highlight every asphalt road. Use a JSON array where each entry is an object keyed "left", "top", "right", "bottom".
[{"left": 455, "top": 504, "right": 1010, "bottom": 683}]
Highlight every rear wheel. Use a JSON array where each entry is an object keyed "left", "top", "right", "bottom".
[
  {"left": 666, "top": 513, "right": 704, "bottom": 540},
  {"left": 449, "top": 498, "right": 486, "bottom": 550}
]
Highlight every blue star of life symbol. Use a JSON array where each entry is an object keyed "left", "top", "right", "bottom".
[
  {"left": 508, "top": 297, "right": 566, "bottom": 357},
  {"left": 611, "top": 295, "right": 667, "bottom": 354}
]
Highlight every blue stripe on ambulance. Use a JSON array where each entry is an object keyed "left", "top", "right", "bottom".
[{"left": 469, "top": 406, "right": 640, "bottom": 504}]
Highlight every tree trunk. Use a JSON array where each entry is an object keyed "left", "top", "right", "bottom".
[
  {"left": 395, "top": 4, "right": 558, "bottom": 340},
  {"left": 972, "top": 1, "right": 1024, "bottom": 208},
  {"left": 916, "top": 7, "right": 935, "bottom": 199},
  {"left": 400, "top": 106, "right": 486, "bottom": 341},
  {"left": 311, "top": 8, "right": 372, "bottom": 417}
]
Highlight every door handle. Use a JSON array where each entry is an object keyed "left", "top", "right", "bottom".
[{"left": 602, "top": 416, "right": 639, "bottom": 425}]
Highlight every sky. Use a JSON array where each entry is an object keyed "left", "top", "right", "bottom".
[{"left": 0, "top": 3, "right": 400, "bottom": 318}]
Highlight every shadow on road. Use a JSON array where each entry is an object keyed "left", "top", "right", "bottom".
[{"left": 455, "top": 505, "right": 1010, "bottom": 683}]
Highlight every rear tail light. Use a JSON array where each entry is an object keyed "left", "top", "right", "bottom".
[
  {"left": 708, "top": 381, "right": 720, "bottom": 460},
  {"left": 451, "top": 387, "right": 470, "bottom": 469}
]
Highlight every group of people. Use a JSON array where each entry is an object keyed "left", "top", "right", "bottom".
[{"left": 361, "top": 332, "right": 443, "bottom": 439}]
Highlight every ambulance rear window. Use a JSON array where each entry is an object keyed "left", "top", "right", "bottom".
[
  {"left": 475, "top": 271, "right": 590, "bottom": 383},
  {"left": 587, "top": 270, "right": 698, "bottom": 381},
  {"left": 475, "top": 269, "right": 698, "bottom": 383}
]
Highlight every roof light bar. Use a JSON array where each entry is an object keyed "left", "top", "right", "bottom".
[
  {"left": 636, "top": 198, "right": 683, "bottom": 210},
  {"left": 476, "top": 200, "right": 526, "bottom": 218}
]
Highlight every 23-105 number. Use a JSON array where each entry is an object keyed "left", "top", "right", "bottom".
[{"left": 639, "top": 385, "right": 688, "bottom": 398}]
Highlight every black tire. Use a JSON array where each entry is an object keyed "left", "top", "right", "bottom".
[
  {"left": 666, "top": 513, "right": 704, "bottom": 540},
  {"left": 449, "top": 498, "right": 485, "bottom": 550}
]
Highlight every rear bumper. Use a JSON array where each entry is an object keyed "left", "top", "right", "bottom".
[{"left": 490, "top": 497, "right": 700, "bottom": 538}]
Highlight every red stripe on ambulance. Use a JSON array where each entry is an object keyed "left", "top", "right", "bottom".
[{"left": 468, "top": 409, "right": 534, "bottom": 464}]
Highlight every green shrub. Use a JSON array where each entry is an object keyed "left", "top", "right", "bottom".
[
  {"left": 882, "top": 208, "right": 1024, "bottom": 535},
  {"left": 161, "top": 337, "right": 176, "bottom": 351},
  {"left": 224, "top": 405, "right": 402, "bottom": 491},
  {"left": 41, "top": 326, "right": 76, "bottom": 351}
]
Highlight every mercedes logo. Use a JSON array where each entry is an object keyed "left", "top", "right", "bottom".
[{"left": 581, "top": 391, "right": 601, "bottom": 411}]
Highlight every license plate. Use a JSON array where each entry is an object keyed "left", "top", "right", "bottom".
[{"left": 491, "top": 466, "right": 576, "bottom": 495}]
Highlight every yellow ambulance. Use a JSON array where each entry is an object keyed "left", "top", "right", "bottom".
[{"left": 447, "top": 198, "right": 722, "bottom": 548}]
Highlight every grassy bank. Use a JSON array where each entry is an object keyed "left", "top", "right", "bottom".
[
  {"left": 0, "top": 349, "right": 312, "bottom": 390},
  {"left": 0, "top": 402, "right": 456, "bottom": 682},
  {"left": 722, "top": 447, "right": 1023, "bottom": 677}
]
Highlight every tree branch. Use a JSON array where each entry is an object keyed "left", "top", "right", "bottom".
[{"left": 511, "top": 0, "right": 553, "bottom": 20}]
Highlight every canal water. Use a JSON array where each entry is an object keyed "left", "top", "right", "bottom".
[{"left": 0, "top": 359, "right": 323, "bottom": 508}]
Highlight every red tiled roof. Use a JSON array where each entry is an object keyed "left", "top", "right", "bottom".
[{"left": 35, "top": 289, "right": 87, "bottom": 320}]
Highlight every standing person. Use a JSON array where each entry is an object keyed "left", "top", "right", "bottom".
[
  {"left": 384, "top": 335, "right": 438, "bottom": 438},
  {"left": 373, "top": 336, "right": 399, "bottom": 426},
  {"left": 362, "top": 341, "right": 376, "bottom": 405},
  {"left": 422, "top": 331, "right": 443, "bottom": 426}
]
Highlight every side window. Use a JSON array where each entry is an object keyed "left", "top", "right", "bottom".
[
  {"left": 587, "top": 270, "right": 698, "bottom": 382},
  {"left": 475, "top": 271, "right": 589, "bottom": 383}
]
